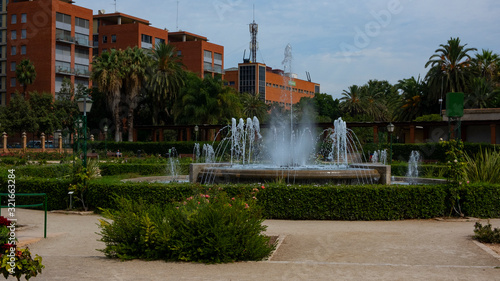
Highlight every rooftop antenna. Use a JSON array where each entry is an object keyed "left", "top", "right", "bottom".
[
  {"left": 249, "top": 5, "right": 258, "bottom": 63},
  {"left": 114, "top": 0, "right": 117, "bottom": 12},
  {"left": 176, "top": 0, "right": 179, "bottom": 31}
]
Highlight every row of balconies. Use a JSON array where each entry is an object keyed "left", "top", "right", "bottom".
[
  {"left": 56, "top": 33, "right": 92, "bottom": 47},
  {"left": 55, "top": 66, "right": 90, "bottom": 77}
]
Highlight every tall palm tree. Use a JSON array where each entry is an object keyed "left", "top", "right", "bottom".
[
  {"left": 123, "top": 47, "right": 149, "bottom": 141},
  {"left": 15, "top": 58, "right": 37, "bottom": 95},
  {"left": 148, "top": 43, "right": 185, "bottom": 125},
  {"left": 395, "top": 76, "right": 428, "bottom": 121},
  {"left": 425, "top": 37, "right": 477, "bottom": 100},
  {"left": 472, "top": 49, "right": 500, "bottom": 86},
  {"left": 340, "top": 85, "right": 365, "bottom": 116},
  {"left": 91, "top": 49, "right": 124, "bottom": 142},
  {"left": 241, "top": 92, "right": 268, "bottom": 121},
  {"left": 465, "top": 77, "right": 498, "bottom": 109}
]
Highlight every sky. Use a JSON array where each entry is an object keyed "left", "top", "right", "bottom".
[{"left": 80, "top": 0, "right": 500, "bottom": 99}]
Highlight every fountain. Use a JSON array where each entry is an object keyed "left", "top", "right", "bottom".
[
  {"left": 189, "top": 45, "right": 389, "bottom": 185},
  {"left": 406, "top": 150, "right": 421, "bottom": 184}
]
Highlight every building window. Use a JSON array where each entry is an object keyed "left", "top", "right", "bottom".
[
  {"left": 11, "top": 30, "right": 16, "bottom": 40},
  {"left": 11, "top": 15, "right": 16, "bottom": 24},
  {"left": 141, "top": 34, "right": 152, "bottom": 44},
  {"left": 177, "top": 50, "right": 182, "bottom": 56},
  {"left": 75, "top": 17, "right": 89, "bottom": 29},
  {"left": 75, "top": 33, "right": 89, "bottom": 46},
  {"left": 111, "top": 34, "right": 116, "bottom": 43},
  {"left": 11, "top": 46, "right": 16, "bottom": 55},
  {"left": 21, "top": 13, "right": 27, "bottom": 23},
  {"left": 102, "top": 35, "right": 107, "bottom": 43},
  {"left": 21, "top": 45, "right": 26, "bottom": 55},
  {"left": 10, "top": 62, "right": 16, "bottom": 72},
  {"left": 55, "top": 12, "right": 71, "bottom": 24},
  {"left": 10, "top": 78, "right": 16, "bottom": 87},
  {"left": 204, "top": 50, "right": 212, "bottom": 63},
  {"left": 154, "top": 37, "right": 165, "bottom": 46},
  {"left": 21, "top": 29, "right": 26, "bottom": 39}
]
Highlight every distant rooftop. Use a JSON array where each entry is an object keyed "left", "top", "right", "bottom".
[
  {"left": 93, "top": 12, "right": 150, "bottom": 26},
  {"left": 169, "top": 31, "right": 208, "bottom": 42}
]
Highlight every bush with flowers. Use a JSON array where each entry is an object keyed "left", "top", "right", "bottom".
[
  {"left": 98, "top": 186, "right": 274, "bottom": 263},
  {"left": 0, "top": 216, "right": 44, "bottom": 280}
]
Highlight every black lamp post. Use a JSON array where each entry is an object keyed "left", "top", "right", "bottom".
[
  {"left": 387, "top": 122, "right": 395, "bottom": 165},
  {"left": 103, "top": 124, "right": 108, "bottom": 156},
  {"left": 76, "top": 95, "right": 93, "bottom": 169}
]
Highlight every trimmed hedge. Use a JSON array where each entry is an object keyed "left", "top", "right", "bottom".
[
  {"left": 88, "top": 141, "right": 219, "bottom": 155},
  {"left": 2, "top": 179, "right": 499, "bottom": 220},
  {"left": 99, "top": 163, "right": 190, "bottom": 176},
  {"left": 364, "top": 143, "right": 498, "bottom": 162},
  {"left": 391, "top": 163, "right": 447, "bottom": 178}
]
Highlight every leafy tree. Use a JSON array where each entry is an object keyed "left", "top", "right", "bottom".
[
  {"left": 425, "top": 37, "right": 477, "bottom": 101},
  {"left": 313, "top": 93, "right": 341, "bottom": 122},
  {"left": 15, "top": 58, "right": 37, "bottom": 95},
  {"left": 28, "top": 92, "right": 59, "bottom": 136},
  {"left": 1, "top": 93, "right": 36, "bottom": 134},
  {"left": 340, "top": 85, "right": 365, "bottom": 116},
  {"left": 465, "top": 77, "right": 498, "bottom": 109},
  {"left": 240, "top": 92, "right": 268, "bottom": 121},
  {"left": 173, "top": 73, "right": 242, "bottom": 125},
  {"left": 472, "top": 49, "right": 500, "bottom": 86},
  {"left": 122, "top": 47, "right": 149, "bottom": 141},
  {"left": 91, "top": 49, "right": 124, "bottom": 142},
  {"left": 395, "top": 76, "right": 430, "bottom": 121},
  {"left": 147, "top": 43, "right": 186, "bottom": 125}
]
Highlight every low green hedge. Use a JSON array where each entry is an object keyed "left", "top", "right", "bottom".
[
  {"left": 2, "top": 179, "right": 499, "bottom": 220},
  {"left": 98, "top": 163, "right": 190, "bottom": 176},
  {"left": 88, "top": 141, "right": 219, "bottom": 155},
  {"left": 391, "top": 163, "right": 447, "bottom": 178},
  {"left": 364, "top": 143, "right": 498, "bottom": 162}
]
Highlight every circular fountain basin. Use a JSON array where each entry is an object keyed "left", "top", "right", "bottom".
[{"left": 197, "top": 164, "right": 380, "bottom": 184}]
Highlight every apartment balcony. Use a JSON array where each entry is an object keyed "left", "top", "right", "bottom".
[
  {"left": 75, "top": 69, "right": 90, "bottom": 78},
  {"left": 56, "top": 66, "right": 75, "bottom": 75},
  {"left": 75, "top": 38, "right": 92, "bottom": 48},
  {"left": 56, "top": 34, "right": 75, "bottom": 44}
]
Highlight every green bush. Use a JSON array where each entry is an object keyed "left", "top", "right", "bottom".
[
  {"left": 464, "top": 148, "right": 500, "bottom": 184},
  {"left": 98, "top": 163, "right": 189, "bottom": 176},
  {"left": 473, "top": 221, "right": 500, "bottom": 243},
  {"left": 88, "top": 141, "right": 219, "bottom": 155},
  {"left": 391, "top": 163, "right": 447, "bottom": 178},
  {"left": 98, "top": 193, "right": 274, "bottom": 263},
  {"left": 458, "top": 183, "right": 500, "bottom": 218}
]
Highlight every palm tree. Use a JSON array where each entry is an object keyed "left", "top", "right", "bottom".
[
  {"left": 241, "top": 92, "right": 268, "bottom": 121},
  {"left": 148, "top": 43, "right": 185, "bottom": 125},
  {"left": 465, "top": 77, "right": 498, "bottom": 109},
  {"left": 15, "top": 58, "right": 37, "bottom": 95},
  {"left": 472, "top": 49, "right": 500, "bottom": 86},
  {"left": 395, "top": 77, "right": 428, "bottom": 121},
  {"left": 91, "top": 49, "right": 124, "bottom": 142},
  {"left": 425, "top": 37, "right": 477, "bottom": 100},
  {"left": 340, "top": 85, "right": 365, "bottom": 116},
  {"left": 123, "top": 47, "right": 149, "bottom": 141}
]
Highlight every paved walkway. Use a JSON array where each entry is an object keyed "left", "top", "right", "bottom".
[{"left": 8, "top": 209, "right": 500, "bottom": 280}]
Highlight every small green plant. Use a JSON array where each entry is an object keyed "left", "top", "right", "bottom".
[
  {"left": 464, "top": 148, "right": 500, "bottom": 184},
  {"left": 473, "top": 221, "right": 500, "bottom": 243},
  {"left": 69, "top": 159, "right": 99, "bottom": 211}
]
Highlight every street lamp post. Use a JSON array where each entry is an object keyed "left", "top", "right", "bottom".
[
  {"left": 76, "top": 95, "right": 93, "bottom": 169},
  {"left": 194, "top": 125, "right": 199, "bottom": 142},
  {"left": 387, "top": 123, "right": 395, "bottom": 165},
  {"left": 103, "top": 125, "right": 108, "bottom": 156}
]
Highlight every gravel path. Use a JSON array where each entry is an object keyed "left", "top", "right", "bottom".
[{"left": 9, "top": 209, "right": 500, "bottom": 280}]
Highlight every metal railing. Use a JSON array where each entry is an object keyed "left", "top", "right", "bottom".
[{"left": 0, "top": 193, "right": 47, "bottom": 238}]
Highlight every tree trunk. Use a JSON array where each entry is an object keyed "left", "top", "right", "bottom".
[
  {"left": 128, "top": 108, "right": 134, "bottom": 142},
  {"left": 114, "top": 106, "right": 121, "bottom": 142}
]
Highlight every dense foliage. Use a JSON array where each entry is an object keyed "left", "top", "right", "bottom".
[{"left": 98, "top": 192, "right": 274, "bottom": 263}]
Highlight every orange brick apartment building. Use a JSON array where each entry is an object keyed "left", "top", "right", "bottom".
[
  {"left": 6, "top": 0, "right": 93, "bottom": 103},
  {"left": 169, "top": 31, "right": 224, "bottom": 78},
  {"left": 224, "top": 62, "right": 320, "bottom": 106},
  {"left": 92, "top": 12, "right": 168, "bottom": 56}
]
